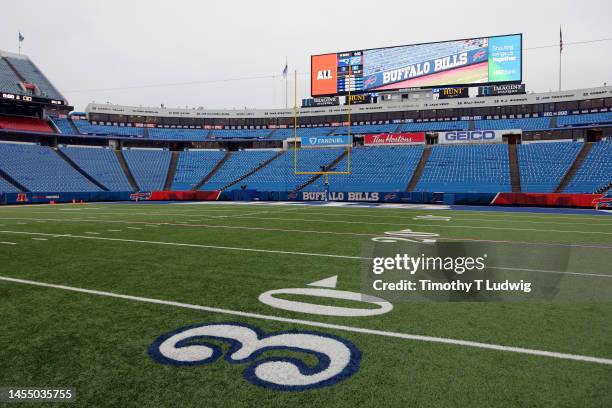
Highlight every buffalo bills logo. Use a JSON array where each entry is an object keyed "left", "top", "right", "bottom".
[
  {"left": 383, "top": 193, "right": 397, "bottom": 201},
  {"left": 364, "top": 76, "right": 377, "bottom": 87},
  {"left": 148, "top": 322, "right": 361, "bottom": 391},
  {"left": 472, "top": 49, "right": 486, "bottom": 61},
  {"left": 288, "top": 192, "right": 298, "bottom": 199},
  {"left": 130, "top": 192, "right": 152, "bottom": 201}
]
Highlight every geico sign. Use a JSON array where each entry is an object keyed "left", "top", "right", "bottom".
[{"left": 441, "top": 130, "right": 501, "bottom": 144}]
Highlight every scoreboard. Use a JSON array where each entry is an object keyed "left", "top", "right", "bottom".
[{"left": 312, "top": 33, "right": 522, "bottom": 97}]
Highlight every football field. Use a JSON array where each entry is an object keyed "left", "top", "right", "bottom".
[{"left": 0, "top": 202, "right": 611, "bottom": 407}]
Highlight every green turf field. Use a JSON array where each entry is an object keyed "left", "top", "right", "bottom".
[{"left": 0, "top": 203, "right": 611, "bottom": 407}]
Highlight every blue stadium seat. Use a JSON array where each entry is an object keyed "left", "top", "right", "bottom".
[
  {"left": 149, "top": 128, "right": 209, "bottom": 141},
  {"left": 557, "top": 112, "right": 612, "bottom": 127},
  {"left": 518, "top": 142, "right": 582, "bottom": 192},
  {"left": 475, "top": 117, "right": 550, "bottom": 131},
  {"left": 3, "top": 55, "right": 64, "bottom": 100},
  {"left": 201, "top": 150, "right": 279, "bottom": 190},
  {"left": 60, "top": 145, "right": 132, "bottom": 191},
  {"left": 235, "top": 148, "right": 346, "bottom": 191},
  {"left": 0, "top": 142, "right": 101, "bottom": 192},
  {"left": 305, "top": 145, "right": 423, "bottom": 192},
  {"left": 122, "top": 149, "right": 171, "bottom": 191},
  {"left": 415, "top": 144, "right": 510, "bottom": 193},
  {"left": 332, "top": 124, "right": 398, "bottom": 135},
  {"left": 73, "top": 120, "right": 144, "bottom": 137},
  {"left": 50, "top": 117, "right": 76, "bottom": 134},
  {"left": 0, "top": 175, "right": 20, "bottom": 193},
  {"left": 209, "top": 129, "right": 272, "bottom": 139},
  {"left": 172, "top": 150, "right": 227, "bottom": 190},
  {"left": 270, "top": 127, "right": 336, "bottom": 140},
  {"left": 564, "top": 140, "right": 612, "bottom": 193},
  {"left": 400, "top": 121, "right": 468, "bottom": 132}
]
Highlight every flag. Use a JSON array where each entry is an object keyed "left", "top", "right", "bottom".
[
  {"left": 559, "top": 26, "right": 563, "bottom": 53},
  {"left": 18, "top": 32, "right": 24, "bottom": 42},
  {"left": 282, "top": 62, "right": 288, "bottom": 79}
]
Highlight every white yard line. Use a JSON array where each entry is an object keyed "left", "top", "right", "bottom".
[
  {"left": 84, "top": 232, "right": 101, "bottom": 235},
  {"left": 31, "top": 238, "right": 48, "bottom": 241},
  {"left": 0, "top": 241, "right": 16, "bottom": 245},
  {"left": 0, "top": 274, "right": 610, "bottom": 366}
]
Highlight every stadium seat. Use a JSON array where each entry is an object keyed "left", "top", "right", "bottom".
[
  {"left": 235, "top": 148, "right": 346, "bottom": 191},
  {"left": 202, "top": 150, "right": 279, "bottom": 190},
  {"left": 149, "top": 128, "right": 210, "bottom": 141},
  {"left": 564, "top": 140, "right": 612, "bottom": 193},
  {"left": 172, "top": 150, "right": 227, "bottom": 190},
  {"left": 306, "top": 145, "right": 424, "bottom": 192},
  {"left": 475, "top": 117, "right": 550, "bottom": 131},
  {"left": 518, "top": 142, "right": 582, "bottom": 192},
  {"left": 415, "top": 144, "right": 511, "bottom": 193},
  {"left": 557, "top": 112, "right": 612, "bottom": 127},
  {"left": 400, "top": 121, "right": 468, "bottom": 132},
  {"left": 122, "top": 149, "right": 171, "bottom": 191},
  {"left": 60, "top": 145, "right": 132, "bottom": 191},
  {"left": 0, "top": 115, "right": 53, "bottom": 133},
  {"left": 0, "top": 142, "right": 101, "bottom": 192}
]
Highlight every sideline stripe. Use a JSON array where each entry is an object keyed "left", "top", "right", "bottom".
[
  {"left": 1, "top": 275, "right": 611, "bottom": 366},
  {"left": 0, "top": 230, "right": 610, "bottom": 279}
]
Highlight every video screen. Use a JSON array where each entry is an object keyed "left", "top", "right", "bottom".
[{"left": 311, "top": 34, "right": 522, "bottom": 96}]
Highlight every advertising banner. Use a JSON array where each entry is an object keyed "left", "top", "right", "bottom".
[
  {"left": 478, "top": 84, "right": 526, "bottom": 96},
  {"left": 364, "top": 132, "right": 426, "bottom": 145},
  {"left": 438, "top": 129, "right": 521, "bottom": 144},
  {"left": 301, "top": 135, "right": 352, "bottom": 148},
  {"left": 438, "top": 87, "right": 469, "bottom": 99}
]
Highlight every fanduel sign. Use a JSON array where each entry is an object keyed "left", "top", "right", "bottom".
[
  {"left": 439, "top": 129, "right": 521, "bottom": 144},
  {"left": 301, "top": 135, "right": 352, "bottom": 147}
]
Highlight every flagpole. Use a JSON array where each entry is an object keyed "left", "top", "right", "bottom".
[
  {"left": 285, "top": 56, "right": 288, "bottom": 109},
  {"left": 559, "top": 26, "right": 562, "bottom": 91},
  {"left": 558, "top": 50, "right": 562, "bottom": 91},
  {"left": 18, "top": 31, "right": 21, "bottom": 55}
]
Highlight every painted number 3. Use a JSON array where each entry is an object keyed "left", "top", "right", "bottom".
[{"left": 149, "top": 323, "right": 361, "bottom": 391}]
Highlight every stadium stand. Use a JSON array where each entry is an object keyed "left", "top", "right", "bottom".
[
  {"left": 149, "top": 128, "right": 209, "bottom": 141},
  {"left": 60, "top": 145, "right": 132, "bottom": 191},
  {"left": 122, "top": 149, "right": 172, "bottom": 191},
  {"left": 518, "top": 142, "right": 583, "bottom": 192},
  {"left": 310, "top": 145, "right": 424, "bottom": 192},
  {"left": 564, "top": 140, "right": 612, "bottom": 193},
  {"left": 0, "top": 115, "right": 52, "bottom": 132},
  {"left": 210, "top": 129, "right": 272, "bottom": 139},
  {"left": 50, "top": 117, "right": 77, "bottom": 134},
  {"left": 171, "top": 150, "right": 227, "bottom": 190},
  {"left": 73, "top": 120, "right": 144, "bottom": 137},
  {"left": 201, "top": 150, "right": 279, "bottom": 190},
  {"left": 0, "top": 58, "right": 24, "bottom": 95},
  {"left": 332, "top": 124, "right": 398, "bottom": 135},
  {"left": 0, "top": 142, "right": 101, "bottom": 192},
  {"left": 0, "top": 175, "right": 20, "bottom": 193},
  {"left": 400, "top": 121, "right": 468, "bottom": 132},
  {"left": 271, "top": 127, "right": 336, "bottom": 140},
  {"left": 2, "top": 54, "right": 64, "bottom": 100},
  {"left": 475, "top": 117, "right": 550, "bottom": 131},
  {"left": 236, "top": 148, "right": 346, "bottom": 191},
  {"left": 557, "top": 112, "right": 612, "bottom": 127},
  {"left": 415, "top": 144, "right": 511, "bottom": 193}
]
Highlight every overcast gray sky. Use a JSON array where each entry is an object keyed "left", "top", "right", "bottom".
[{"left": 2, "top": 0, "right": 611, "bottom": 111}]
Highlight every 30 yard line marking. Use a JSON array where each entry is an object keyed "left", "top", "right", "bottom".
[
  {"left": 0, "top": 274, "right": 610, "bottom": 366},
  {"left": 0, "top": 230, "right": 609, "bottom": 278}
]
